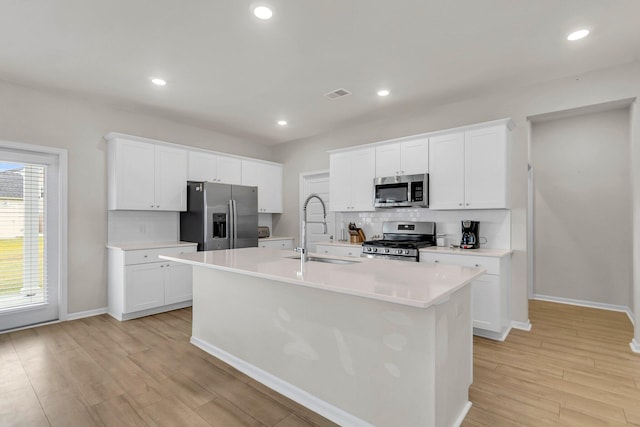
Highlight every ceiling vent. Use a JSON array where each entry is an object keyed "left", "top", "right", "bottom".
[{"left": 324, "top": 88, "right": 352, "bottom": 100}]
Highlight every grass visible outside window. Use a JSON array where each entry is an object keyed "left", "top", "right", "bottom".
[{"left": 0, "top": 237, "right": 44, "bottom": 296}]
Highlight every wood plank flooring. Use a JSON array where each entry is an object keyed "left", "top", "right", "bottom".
[
  {"left": 1, "top": 300, "right": 638, "bottom": 426},
  {"left": 463, "top": 300, "right": 640, "bottom": 426}
]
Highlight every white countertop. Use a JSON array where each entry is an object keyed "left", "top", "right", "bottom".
[
  {"left": 259, "top": 236, "right": 294, "bottom": 241},
  {"left": 420, "top": 246, "right": 512, "bottom": 257},
  {"left": 106, "top": 241, "right": 198, "bottom": 251},
  {"left": 160, "top": 247, "right": 485, "bottom": 309},
  {"left": 315, "top": 240, "right": 363, "bottom": 248}
]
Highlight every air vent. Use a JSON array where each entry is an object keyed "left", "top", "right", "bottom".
[{"left": 324, "top": 88, "right": 352, "bottom": 100}]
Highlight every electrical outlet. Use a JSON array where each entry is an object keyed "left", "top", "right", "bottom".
[{"left": 139, "top": 224, "right": 146, "bottom": 233}]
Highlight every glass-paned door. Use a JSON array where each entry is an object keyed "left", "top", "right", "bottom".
[{"left": 0, "top": 152, "right": 59, "bottom": 331}]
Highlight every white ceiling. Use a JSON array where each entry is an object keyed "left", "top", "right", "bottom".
[{"left": 1, "top": 1, "right": 639, "bottom": 145}]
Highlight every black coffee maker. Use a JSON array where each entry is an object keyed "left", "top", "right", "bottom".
[{"left": 460, "top": 220, "right": 480, "bottom": 249}]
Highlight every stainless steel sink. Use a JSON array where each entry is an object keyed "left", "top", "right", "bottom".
[{"left": 286, "top": 255, "right": 360, "bottom": 265}]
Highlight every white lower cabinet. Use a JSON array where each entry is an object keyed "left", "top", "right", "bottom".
[
  {"left": 108, "top": 244, "right": 197, "bottom": 320},
  {"left": 420, "top": 251, "right": 511, "bottom": 340},
  {"left": 315, "top": 244, "right": 362, "bottom": 258},
  {"left": 259, "top": 238, "right": 293, "bottom": 250}
]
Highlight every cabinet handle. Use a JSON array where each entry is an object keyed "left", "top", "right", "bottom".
[
  {"left": 435, "top": 260, "right": 439, "bottom": 263},
  {"left": 458, "top": 203, "right": 463, "bottom": 206},
  {"left": 401, "top": 170, "right": 404, "bottom": 174},
  {"left": 324, "top": 250, "right": 328, "bottom": 253},
  {"left": 475, "top": 264, "right": 480, "bottom": 267},
  {"left": 160, "top": 265, "right": 164, "bottom": 268},
  {"left": 144, "top": 255, "right": 148, "bottom": 258},
  {"left": 466, "top": 203, "right": 470, "bottom": 206},
  {"left": 150, "top": 205, "right": 154, "bottom": 208}
]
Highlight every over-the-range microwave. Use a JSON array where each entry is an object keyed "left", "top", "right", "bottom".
[{"left": 373, "top": 173, "right": 429, "bottom": 208}]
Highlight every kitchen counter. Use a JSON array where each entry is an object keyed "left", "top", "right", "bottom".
[
  {"left": 106, "top": 241, "right": 197, "bottom": 251},
  {"left": 160, "top": 247, "right": 484, "bottom": 308},
  {"left": 315, "top": 240, "right": 363, "bottom": 248},
  {"left": 162, "top": 247, "right": 480, "bottom": 426},
  {"left": 420, "top": 246, "right": 512, "bottom": 258},
  {"left": 258, "top": 236, "right": 294, "bottom": 241}
]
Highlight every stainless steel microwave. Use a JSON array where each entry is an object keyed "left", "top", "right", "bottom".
[{"left": 373, "top": 173, "right": 429, "bottom": 208}]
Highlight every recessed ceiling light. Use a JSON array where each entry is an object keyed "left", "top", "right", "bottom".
[
  {"left": 253, "top": 6, "right": 273, "bottom": 20},
  {"left": 377, "top": 89, "right": 390, "bottom": 97},
  {"left": 567, "top": 29, "right": 589, "bottom": 41},
  {"left": 151, "top": 78, "right": 166, "bottom": 86},
  {"left": 277, "top": 120, "right": 287, "bottom": 126}
]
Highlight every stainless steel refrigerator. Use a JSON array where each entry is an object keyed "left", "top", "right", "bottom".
[{"left": 180, "top": 181, "right": 258, "bottom": 251}]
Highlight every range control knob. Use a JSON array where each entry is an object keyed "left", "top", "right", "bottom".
[
  {"left": 396, "top": 249, "right": 403, "bottom": 254},
  {"left": 404, "top": 250, "right": 410, "bottom": 255},
  {"left": 384, "top": 248, "right": 390, "bottom": 253},
  {"left": 373, "top": 248, "right": 378, "bottom": 252},
  {"left": 366, "top": 247, "right": 372, "bottom": 252}
]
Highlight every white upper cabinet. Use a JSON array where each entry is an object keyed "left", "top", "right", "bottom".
[
  {"left": 375, "top": 137, "right": 429, "bottom": 177},
  {"left": 429, "top": 123, "right": 510, "bottom": 210},
  {"left": 429, "top": 132, "right": 465, "bottom": 209},
  {"left": 330, "top": 147, "right": 375, "bottom": 212},
  {"left": 108, "top": 138, "right": 187, "bottom": 211},
  {"left": 464, "top": 126, "right": 510, "bottom": 209},
  {"left": 241, "top": 160, "right": 283, "bottom": 213},
  {"left": 188, "top": 151, "right": 241, "bottom": 184}
]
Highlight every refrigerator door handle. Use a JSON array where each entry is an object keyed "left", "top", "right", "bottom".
[
  {"left": 232, "top": 199, "right": 238, "bottom": 248},
  {"left": 228, "top": 199, "right": 234, "bottom": 249}
]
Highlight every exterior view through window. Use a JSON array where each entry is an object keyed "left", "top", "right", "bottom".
[{"left": 0, "top": 161, "right": 46, "bottom": 311}]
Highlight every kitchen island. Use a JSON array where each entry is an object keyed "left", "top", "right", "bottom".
[{"left": 160, "top": 248, "right": 485, "bottom": 427}]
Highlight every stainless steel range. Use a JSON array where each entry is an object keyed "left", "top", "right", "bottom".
[{"left": 361, "top": 221, "right": 436, "bottom": 262}]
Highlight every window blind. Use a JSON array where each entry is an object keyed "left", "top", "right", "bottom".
[{"left": 0, "top": 162, "right": 47, "bottom": 311}]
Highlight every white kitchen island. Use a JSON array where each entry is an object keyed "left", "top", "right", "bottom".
[{"left": 160, "top": 248, "right": 485, "bottom": 427}]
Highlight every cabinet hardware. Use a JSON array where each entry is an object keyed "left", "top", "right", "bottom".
[{"left": 475, "top": 264, "right": 480, "bottom": 267}]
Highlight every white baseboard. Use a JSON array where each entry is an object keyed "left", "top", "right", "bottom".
[
  {"left": 631, "top": 339, "right": 640, "bottom": 353},
  {"left": 511, "top": 319, "right": 532, "bottom": 331},
  {"left": 533, "top": 294, "right": 635, "bottom": 325},
  {"left": 474, "top": 326, "right": 512, "bottom": 341},
  {"left": 191, "top": 336, "right": 376, "bottom": 427},
  {"left": 65, "top": 307, "right": 108, "bottom": 321},
  {"left": 453, "top": 402, "right": 472, "bottom": 427}
]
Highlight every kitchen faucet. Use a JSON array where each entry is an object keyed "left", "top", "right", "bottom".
[{"left": 295, "top": 194, "right": 327, "bottom": 267}]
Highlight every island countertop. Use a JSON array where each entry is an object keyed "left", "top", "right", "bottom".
[{"left": 160, "top": 247, "right": 485, "bottom": 309}]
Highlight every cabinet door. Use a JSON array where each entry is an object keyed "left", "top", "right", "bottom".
[
  {"left": 464, "top": 126, "right": 509, "bottom": 209},
  {"left": 113, "top": 139, "right": 156, "bottom": 210},
  {"left": 217, "top": 156, "right": 242, "bottom": 185},
  {"left": 164, "top": 262, "right": 193, "bottom": 305},
  {"left": 428, "top": 132, "right": 465, "bottom": 209},
  {"left": 242, "top": 161, "right": 283, "bottom": 213},
  {"left": 400, "top": 137, "right": 429, "bottom": 175},
  {"left": 155, "top": 145, "right": 188, "bottom": 211},
  {"left": 471, "top": 275, "right": 502, "bottom": 332},
  {"left": 349, "top": 148, "right": 376, "bottom": 211},
  {"left": 188, "top": 151, "right": 218, "bottom": 182},
  {"left": 124, "top": 263, "right": 164, "bottom": 313},
  {"left": 375, "top": 144, "right": 401, "bottom": 177},
  {"left": 329, "top": 152, "right": 352, "bottom": 211}
]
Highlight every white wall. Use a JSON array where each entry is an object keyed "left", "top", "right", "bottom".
[
  {"left": 532, "top": 107, "right": 632, "bottom": 308},
  {"left": 273, "top": 60, "right": 640, "bottom": 327},
  {"left": 0, "top": 79, "right": 275, "bottom": 315}
]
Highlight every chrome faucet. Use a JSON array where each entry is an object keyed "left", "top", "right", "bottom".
[{"left": 295, "top": 194, "right": 327, "bottom": 267}]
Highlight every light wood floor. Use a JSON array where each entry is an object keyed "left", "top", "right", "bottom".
[
  {"left": 1, "top": 300, "right": 638, "bottom": 426},
  {"left": 463, "top": 300, "right": 640, "bottom": 426}
]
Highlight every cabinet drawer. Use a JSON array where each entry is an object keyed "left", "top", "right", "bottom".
[
  {"left": 259, "top": 239, "right": 293, "bottom": 250},
  {"left": 315, "top": 245, "right": 361, "bottom": 258},
  {"left": 125, "top": 245, "right": 196, "bottom": 265},
  {"left": 419, "top": 252, "right": 500, "bottom": 275}
]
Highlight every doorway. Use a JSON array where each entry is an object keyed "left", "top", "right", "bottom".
[
  {"left": 0, "top": 142, "right": 66, "bottom": 332},
  {"left": 529, "top": 103, "right": 632, "bottom": 311},
  {"left": 299, "top": 170, "right": 334, "bottom": 253}
]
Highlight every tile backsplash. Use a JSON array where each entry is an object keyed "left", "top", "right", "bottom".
[{"left": 336, "top": 208, "right": 511, "bottom": 249}]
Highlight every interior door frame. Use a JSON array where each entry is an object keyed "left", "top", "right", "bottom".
[{"left": 0, "top": 139, "right": 68, "bottom": 326}]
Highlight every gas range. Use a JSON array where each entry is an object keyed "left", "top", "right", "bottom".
[{"left": 361, "top": 221, "right": 436, "bottom": 262}]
